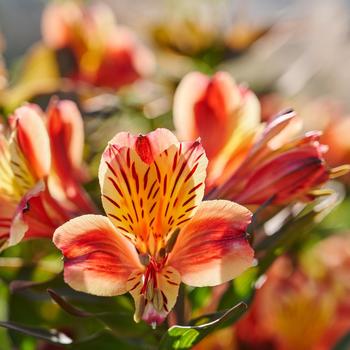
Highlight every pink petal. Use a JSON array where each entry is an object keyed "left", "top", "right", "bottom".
[
  {"left": 168, "top": 200, "right": 254, "bottom": 287},
  {"left": 53, "top": 215, "right": 143, "bottom": 296}
]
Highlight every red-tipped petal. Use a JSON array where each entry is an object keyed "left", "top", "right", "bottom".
[
  {"left": 168, "top": 200, "right": 254, "bottom": 287},
  {"left": 12, "top": 105, "right": 51, "bottom": 179},
  {"left": 105, "top": 128, "right": 178, "bottom": 164},
  {"left": 53, "top": 215, "right": 143, "bottom": 296},
  {"left": 9, "top": 181, "right": 70, "bottom": 247}
]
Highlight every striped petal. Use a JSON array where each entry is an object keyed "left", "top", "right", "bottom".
[
  {"left": 10, "top": 105, "right": 51, "bottom": 180},
  {"left": 53, "top": 215, "right": 143, "bottom": 296},
  {"left": 127, "top": 266, "right": 181, "bottom": 325},
  {"left": 168, "top": 200, "right": 254, "bottom": 287},
  {"left": 99, "top": 129, "right": 207, "bottom": 255},
  {"left": 106, "top": 128, "right": 178, "bottom": 164},
  {"left": 0, "top": 134, "right": 22, "bottom": 200},
  {"left": 0, "top": 196, "right": 17, "bottom": 251}
]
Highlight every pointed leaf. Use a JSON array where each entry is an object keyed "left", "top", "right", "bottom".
[{"left": 159, "top": 302, "right": 246, "bottom": 349}]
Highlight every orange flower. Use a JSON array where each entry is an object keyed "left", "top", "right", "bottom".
[
  {"left": 174, "top": 71, "right": 260, "bottom": 189},
  {"left": 209, "top": 110, "right": 347, "bottom": 206},
  {"left": 235, "top": 235, "right": 350, "bottom": 350},
  {"left": 53, "top": 128, "right": 254, "bottom": 326},
  {"left": 235, "top": 257, "right": 336, "bottom": 350},
  {"left": 0, "top": 100, "right": 94, "bottom": 250},
  {"left": 41, "top": 2, "right": 155, "bottom": 89}
]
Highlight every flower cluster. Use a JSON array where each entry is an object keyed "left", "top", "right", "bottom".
[{"left": 0, "top": 2, "right": 349, "bottom": 349}]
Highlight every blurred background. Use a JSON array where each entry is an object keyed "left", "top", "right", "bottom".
[{"left": 2, "top": 0, "right": 350, "bottom": 104}]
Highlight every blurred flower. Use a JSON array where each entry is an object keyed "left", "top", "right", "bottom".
[
  {"left": 173, "top": 71, "right": 260, "bottom": 189},
  {"left": 53, "top": 128, "right": 254, "bottom": 326},
  {"left": 301, "top": 99, "right": 350, "bottom": 170},
  {"left": 0, "top": 100, "right": 94, "bottom": 250},
  {"left": 234, "top": 233, "right": 350, "bottom": 350},
  {"left": 301, "top": 233, "right": 350, "bottom": 349},
  {"left": 235, "top": 257, "right": 336, "bottom": 350},
  {"left": 41, "top": 2, "right": 155, "bottom": 90},
  {"left": 152, "top": 17, "right": 219, "bottom": 56},
  {"left": 211, "top": 108, "right": 348, "bottom": 206}
]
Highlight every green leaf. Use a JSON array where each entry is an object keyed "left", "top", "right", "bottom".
[{"left": 159, "top": 302, "right": 246, "bottom": 349}]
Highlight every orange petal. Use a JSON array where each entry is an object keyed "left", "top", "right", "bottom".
[
  {"left": 47, "top": 99, "right": 84, "bottom": 178},
  {"left": 168, "top": 200, "right": 254, "bottom": 287},
  {"left": 47, "top": 99, "right": 94, "bottom": 212},
  {"left": 53, "top": 215, "right": 143, "bottom": 296},
  {"left": 99, "top": 130, "right": 207, "bottom": 255},
  {"left": 173, "top": 72, "right": 212, "bottom": 142},
  {"left": 11, "top": 105, "right": 51, "bottom": 180}
]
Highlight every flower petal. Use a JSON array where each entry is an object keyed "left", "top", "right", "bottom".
[
  {"left": 127, "top": 266, "right": 181, "bottom": 325},
  {"left": 47, "top": 99, "right": 84, "bottom": 179},
  {"left": 9, "top": 181, "right": 70, "bottom": 247},
  {"left": 0, "top": 196, "right": 16, "bottom": 251},
  {"left": 0, "top": 134, "right": 21, "bottom": 200},
  {"left": 53, "top": 215, "right": 143, "bottom": 296},
  {"left": 99, "top": 130, "right": 207, "bottom": 254},
  {"left": 234, "top": 144, "right": 329, "bottom": 205},
  {"left": 11, "top": 105, "right": 51, "bottom": 180},
  {"left": 47, "top": 99, "right": 94, "bottom": 212},
  {"left": 168, "top": 200, "right": 254, "bottom": 287},
  {"left": 106, "top": 128, "right": 178, "bottom": 164}
]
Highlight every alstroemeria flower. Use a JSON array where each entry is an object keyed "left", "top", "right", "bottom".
[
  {"left": 209, "top": 110, "right": 348, "bottom": 206},
  {"left": 0, "top": 100, "right": 94, "bottom": 250},
  {"left": 41, "top": 2, "right": 155, "bottom": 89},
  {"left": 173, "top": 71, "right": 260, "bottom": 189},
  {"left": 53, "top": 128, "right": 254, "bottom": 326},
  {"left": 234, "top": 257, "right": 336, "bottom": 350}
]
